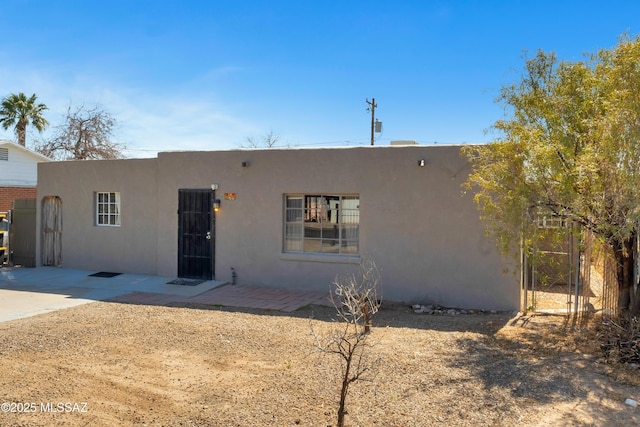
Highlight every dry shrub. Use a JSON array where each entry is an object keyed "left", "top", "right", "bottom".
[
  {"left": 311, "top": 258, "right": 382, "bottom": 427},
  {"left": 599, "top": 314, "right": 640, "bottom": 365}
]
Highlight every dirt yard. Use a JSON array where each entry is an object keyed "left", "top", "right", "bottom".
[{"left": 0, "top": 300, "right": 638, "bottom": 426}]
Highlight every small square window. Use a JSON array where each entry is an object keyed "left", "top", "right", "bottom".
[{"left": 96, "top": 192, "right": 120, "bottom": 226}]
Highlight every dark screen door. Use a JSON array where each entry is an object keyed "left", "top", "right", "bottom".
[{"left": 178, "top": 189, "right": 214, "bottom": 280}]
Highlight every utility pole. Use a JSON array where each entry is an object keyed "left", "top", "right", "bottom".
[{"left": 366, "top": 98, "right": 377, "bottom": 146}]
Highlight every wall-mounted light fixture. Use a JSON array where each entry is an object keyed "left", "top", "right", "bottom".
[
  {"left": 418, "top": 159, "right": 426, "bottom": 167},
  {"left": 211, "top": 184, "right": 219, "bottom": 190},
  {"left": 242, "top": 161, "right": 250, "bottom": 168},
  {"left": 213, "top": 199, "right": 221, "bottom": 212}
]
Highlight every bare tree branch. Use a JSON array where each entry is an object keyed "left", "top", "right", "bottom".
[
  {"left": 241, "top": 130, "right": 280, "bottom": 148},
  {"left": 310, "top": 258, "right": 382, "bottom": 427},
  {"left": 35, "top": 104, "right": 125, "bottom": 160}
]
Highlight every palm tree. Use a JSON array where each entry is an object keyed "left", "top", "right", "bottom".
[{"left": 0, "top": 92, "right": 49, "bottom": 147}]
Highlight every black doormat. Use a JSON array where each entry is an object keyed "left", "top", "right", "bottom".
[
  {"left": 89, "top": 272, "right": 122, "bottom": 278},
  {"left": 167, "top": 278, "right": 205, "bottom": 286}
]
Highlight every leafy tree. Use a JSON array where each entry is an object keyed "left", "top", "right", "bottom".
[
  {"left": 36, "top": 104, "right": 124, "bottom": 160},
  {"left": 0, "top": 92, "right": 49, "bottom": 147},
  {"left": 464, "top": 35, "right": 640, "bottom": 314}
]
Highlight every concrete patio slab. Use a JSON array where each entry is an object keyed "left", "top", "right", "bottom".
[
  {"left": 0, "top": 267, "right": 224, "bottom": 297},
  {"left": 0, "top": 267, "right": 225, "bottom": 322},
  {"left": 0, "top": 267, "right": 331, "bottom": 322}
]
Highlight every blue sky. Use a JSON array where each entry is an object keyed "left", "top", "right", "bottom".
[{"left": 0, "top": 1, "right": 638, "bottom": 157}]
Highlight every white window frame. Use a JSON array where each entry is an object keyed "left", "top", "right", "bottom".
[
  {"left": 534, "top": 208, "right": 568, "bottom": 229},
  {"left": 96, "top": 192, "right": 121, "bottom": 227},
  {"left": 284, "top": 194, "right": 359, "bottom": 256}
]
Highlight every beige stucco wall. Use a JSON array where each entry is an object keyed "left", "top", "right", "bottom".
[
  {"left": 37, "top": 158, "right": 158, "bottom": 274},
  {"left": 37, "top": 145, "right": 518, "bottom": 310}
]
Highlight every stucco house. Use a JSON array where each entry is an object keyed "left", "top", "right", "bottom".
[
  {"left": 36, "top": 144, "right": 518, "bottom": 310},
  {"left": 0, "top": 140, "right": 51, "bottom": 212}
]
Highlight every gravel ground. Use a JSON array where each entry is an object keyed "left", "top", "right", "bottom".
[{"left": 0, "top": 300, "right": 638, "bottom": 426}]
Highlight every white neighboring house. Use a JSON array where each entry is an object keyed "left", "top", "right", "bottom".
[
  {"left": 0, "top": 140, "right": 51, "bottom": 265},
  {"left": 0, "top": 140, "right": 51, "bottom": 212}
]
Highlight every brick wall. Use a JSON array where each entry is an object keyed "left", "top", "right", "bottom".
[{"left": 0, "top": 186, "right": 37, "bottom": 212}]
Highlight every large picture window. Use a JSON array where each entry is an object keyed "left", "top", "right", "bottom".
[
  {"left": 96, "top": 192, "right": 121, "bottom": 226},
  {"left": 284, "top": 194, "right": 359, "bottom": 255}
]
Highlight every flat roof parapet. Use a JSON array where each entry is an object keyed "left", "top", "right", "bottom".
[{"left": 390, "top": 140, "right": 418, "bottom": 145}]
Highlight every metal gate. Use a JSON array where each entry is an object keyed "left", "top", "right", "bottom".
[
  {"left": 522, "top": 220, "right": 616, "bottom": 318},
  {"left": 582, "top": 232, "right": 619, "bottom": 319},
  {"left": 177, "top": 189, "right": 215, "bottom": 280}
]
